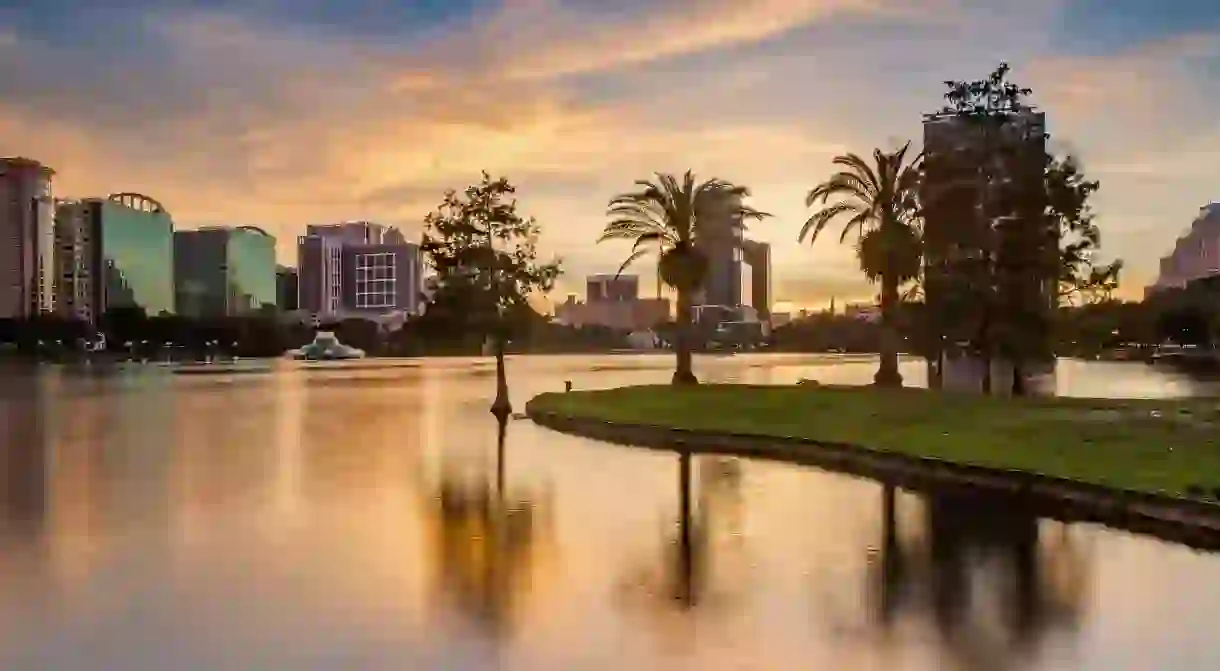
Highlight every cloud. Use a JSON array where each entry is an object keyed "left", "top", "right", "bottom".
[
  {"left": 0, "top": 0, "right": 1216, "bottom": 305},
  {"left": 1022, "top": 31, "right": 1220, "bottom": 289},
  {"left": 484, "top": 0, "right": 908, "bottom": 81}
]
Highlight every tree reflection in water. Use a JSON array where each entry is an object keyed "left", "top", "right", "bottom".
[
  {"left": 619, "top": 451, "right": 745, "bottom": 618},
  {"left": 867, "top": 484, "right": 1093, "bottom": 670},
  {"left": 421, "top": 417, "right": 553, "bottom": 638}
]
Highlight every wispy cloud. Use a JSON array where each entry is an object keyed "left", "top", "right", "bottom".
[{"left": 0, "top": 0, "right": 1215, "bottom": 304}]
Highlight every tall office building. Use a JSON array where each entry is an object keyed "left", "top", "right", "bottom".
[
  {"left": 742, "top": 240, "right": 772, "bottom": 321},
  {"left": 54, "top": 200, "right": 95, "bottom": 322},
  {"left": 276, "top": 265, "right": 299, "bottom": 311},
  {"left": 696, "top": 193, "right": 745, "bottom": 307},
  {"left": 1146, "top": 203, "right": 1220, "bottom": 296},
  {"left": 174, "top": 226, "right": 278, "bottom": 317},
  {"left": 53, "top": 193, "right": 175, "bottom": 321},
  {"left": 0, "top": 157, "right": 56, "bottom": 319},
  {"left": 587, "top": 274, "right": 639, "bottom": 302},
  {"left": 298, "top": 222, "right": 422, "bottom": 317}
]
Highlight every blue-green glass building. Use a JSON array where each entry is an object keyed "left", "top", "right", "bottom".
[
  {"left": 174, "top": 226, "right": 277, "bottom": 317},
  {"left": 68, "top": 193, "right": 176, "bottom": 317}
]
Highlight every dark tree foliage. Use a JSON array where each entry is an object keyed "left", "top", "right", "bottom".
[
  {"left": 802, "top": 143, "right": 922, "bottom": 387},
  {"left": 420, "top": 172, "right": 561, "bottom": 415},
  {"left": 922, "top": 63, "right": 1121, "bottom": 393},
  {"left": 420, "top": 173, "right": 561, "bottom": 342},
  {"left": 1048, "top": 155, "right": 1122, "bottom": 304},
  {"left": 600, "top": 171, "right": 768, "bottom": 385},
  {"left": 928, "top": 64, "right": 1052, "bottom": 390}
]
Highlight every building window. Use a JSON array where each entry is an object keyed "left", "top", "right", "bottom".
[{"left": 354, "top": 252, "right": 397, "bottom": 309}]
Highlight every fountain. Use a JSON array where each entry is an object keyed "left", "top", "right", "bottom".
[{"left": 287, "top": 331, "right": 365, "bottom": 361}]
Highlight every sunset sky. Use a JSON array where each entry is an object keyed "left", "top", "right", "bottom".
[{"left": 2, "top": 0, "right": 1218, "bottom": 308}]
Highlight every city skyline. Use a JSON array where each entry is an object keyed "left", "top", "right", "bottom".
[{"left": 2, "top": 1, "right": 1218, "bottom": 307}]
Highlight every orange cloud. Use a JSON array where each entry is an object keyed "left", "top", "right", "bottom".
[
  {"left": 488, "top": 0, "right": 897, "bottom": 80},
  {"left": 1, "top": 4, "right": 1217, "bottom": 306}
]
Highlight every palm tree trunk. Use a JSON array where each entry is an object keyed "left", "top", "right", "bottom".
[
  {"left": 874, "top": 273, "right": 903, "bottom": 387},
  {"left": 673, "top": 289, "right": 698, "bottom": 385},
  {"left": 490, "top": 333, "right": 512, "bottom": 419}
]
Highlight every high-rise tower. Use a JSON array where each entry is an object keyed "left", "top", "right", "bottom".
[{"left": 0, "top": 157, "right": 56, "bottom": 318}]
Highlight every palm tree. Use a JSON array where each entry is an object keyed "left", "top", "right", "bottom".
[
  {"left": 601, "top": 172, "right": 769, "bottom": 385},
  {"left": 801, "top": 143, "right": 923, "bottom": 387}
]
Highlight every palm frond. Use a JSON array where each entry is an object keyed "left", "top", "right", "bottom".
[
  {"left": 832, "top": 153, "right": 881, "bottom": 195},
  {"left": 799, "top": 202, "right": 862, "bottom": 244},
  {"left": 615, "top": 247, "right": 654, "bottom": 279},
  {"left": 839, "top": 209, "right": 875, "bottom": 244}
]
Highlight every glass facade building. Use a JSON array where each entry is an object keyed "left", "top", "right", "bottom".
[
  {"left": 228, "top": 226, "right": 278, "bottom": 313},
  {"left": 96, "top": 199, "right": 175, "bottom": 315},
  {"left": 174, "top": 226, "right": 277, "bottom": 317}
]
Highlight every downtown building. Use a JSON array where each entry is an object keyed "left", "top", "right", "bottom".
[
  {"left": 0, "top": 157, "right": 56, "bottom": 319},
  {"left": 555, "top": 273, "right": 671, "bottom": 331},
  {"left": 1145, "top": 203, "right": 1220, "bottom": 297},
  {"left": 53, "top": 192, "right": 176, "bottom": 323},
  {"left": 692, "top": 194, "right": 773, "bottom": 324},
  {"left": 297, "top": 221, "right": 423, "bottom": 320},
  {"left": 173, "top": 226, "right": 278, "bottom": 317},
  {"left": 276, "top": 265, "right": 299, "bottom": 311}
]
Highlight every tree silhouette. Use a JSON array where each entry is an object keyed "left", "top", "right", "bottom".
[
  {"left": 601, "top": 172, "right": 768, "bottom": 384},
  {"left": 802, "top": 144, "right": 923, "bottom": 387},
  {"left": 421, "top": 173, "right": 561, "bottom": 417}
]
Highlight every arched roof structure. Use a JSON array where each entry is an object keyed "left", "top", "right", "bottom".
[{"left": 108, "top": 192, "right": 167, "bottom": 214}]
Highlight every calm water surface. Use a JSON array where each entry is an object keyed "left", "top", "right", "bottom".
[{"left": 1, "top": 354, "right": 1219, "bottom": 670}]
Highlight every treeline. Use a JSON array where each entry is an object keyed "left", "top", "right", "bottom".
[
  {"left": 0, "top": 306, "right": 640, "bottom": 360},
  {"left": 769, "top": 284, "right": 1220, "bottom": 358}
]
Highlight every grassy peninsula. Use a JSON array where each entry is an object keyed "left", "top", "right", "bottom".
[{"left": 527, "top": 385, "right": 1220, "bottom": 498}]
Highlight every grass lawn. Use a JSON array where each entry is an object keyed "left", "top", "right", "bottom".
[{"left": 527, "top": 384, "right": 1220, "bottom": 498}]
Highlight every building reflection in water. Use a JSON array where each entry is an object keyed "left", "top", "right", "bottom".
[
  {"left": 0, "top": 371, "right": 48, "bottom": 539},
  {"left": 867, "top": 484, "right": 1092, "bottom": 670},
  {"left": 419, "top": 416, "right": 554, "bottom": 639}
]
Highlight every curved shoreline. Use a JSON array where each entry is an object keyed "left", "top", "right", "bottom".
[{"left": 526, "top": 403, "right": 1220, "bottom": 552}]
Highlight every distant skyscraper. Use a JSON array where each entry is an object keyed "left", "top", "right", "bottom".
[
  {"left": 174, "top": 226, "right": 277, "bottom": 317},
  {"left": 1146, "top": 203, "right": 1220, "bottom": 297},
  {"left": 298, "top": 222, "right": 422, "bottom": 317},
  {"left": 54, "top": 193, "right": 175, "bottom": 321},
  {"left": 53, "top": 200, "right": 94, "bottom": 323},
  {"left": 276, "top": 265, "right": 299, "bottom": 312},
  {"left": 742, "top": 240, "right": 772, "bottom": 320},
  {"left": 586, "top": 274, "right": 639, "bottom": 302},
  {"left": 696, "top": 194, "right": 745, "bottom": 307},
  {"left": 0, "top": 157, "right": 56, "bottom": 318}
]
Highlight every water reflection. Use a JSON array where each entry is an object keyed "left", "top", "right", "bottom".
[
  {"left": 0, "top": 357, "right": 1216, "bottom": 670},
  {"left": 621, "top": 452, "right": 745, "bottom": 613},
  {"left": 422, "top": 417, "right": 553, "bottom": 638},
  {"left": 0, "top": 374, "right": 47, "bottom": 537},
  {"left": 868, "top": 485, "right": 1092, "bottom": 670}
]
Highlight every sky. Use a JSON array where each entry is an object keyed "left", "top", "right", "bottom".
[{"left": 1, "top": 0, "right": 1218, "bottom": 308}]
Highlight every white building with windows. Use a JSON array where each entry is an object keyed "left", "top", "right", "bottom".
[{"left": 1146, "top": 203, "right": 1220, "bottom": 296}]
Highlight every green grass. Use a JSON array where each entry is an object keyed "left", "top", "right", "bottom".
[{"left": 527, "top": 385, "right": 1220, "bottom": 498}]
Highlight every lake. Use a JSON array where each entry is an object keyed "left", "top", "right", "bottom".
[{"left": 1, "top": 354, "right": 1218, "bottom": 670}]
